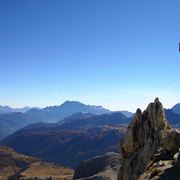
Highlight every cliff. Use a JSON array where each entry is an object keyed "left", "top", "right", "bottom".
[{"left": 118, "top": 98, "right": 180, "bottom": 180}]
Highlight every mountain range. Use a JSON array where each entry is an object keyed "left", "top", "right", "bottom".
[
  {"left": 1, "top": 102, "right": 180, "bottom": 169},
  {"left": 24, "top": 100, "right": 112, "bottom": 123},
  {"left": 0, "top": 99, "right": 180, "bottom": 179},
  {"left": 0, "top": 105, "right": 31, "bottom": 113},
  {"left": 0, "top": 112, "right": 128, "bottom": 167},
  {"left": 0, "top": 101, "right": 132, "bottom": 140}
]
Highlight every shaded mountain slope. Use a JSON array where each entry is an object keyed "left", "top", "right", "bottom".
[
  {"left": 172, "top": 103, "right": 180, "bottom": 114},
  {"left": 73, "top": 152, "right": 120, "bottom": 180},
  {"left": 165, "top": 109, "right": 180, "bottom": 127},
  {"left": 0, "top": 124, "right": 126, "bottom": 168},
  {"left": 57, "top": 112, "right": 130, "bottom": 130},
  {"left": 0, "top": 112, "right": 29, "bottom": 140}
]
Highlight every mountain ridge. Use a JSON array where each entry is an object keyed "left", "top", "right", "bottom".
[
  {"left": 0, "top": 106, "right": 31, "bottom": 113},
  {"left": 172, "top": 103, "right": 180, "bottom": 114},
  {"left": 0, "top": 112, "right": 128, "bottom": 167}
]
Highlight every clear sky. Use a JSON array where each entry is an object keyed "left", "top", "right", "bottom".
[{"left": 0, "top": 0, "right": 180, "bottom": 111}]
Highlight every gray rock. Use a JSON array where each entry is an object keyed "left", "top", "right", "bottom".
[{"left": 118, "top": 98, "right": 171, "bottom": 180}]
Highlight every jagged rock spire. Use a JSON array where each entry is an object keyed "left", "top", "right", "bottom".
[{"left": 118, "top": 98, "right": 171, "bottom": 180}]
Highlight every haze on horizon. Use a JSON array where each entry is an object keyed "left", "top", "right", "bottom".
[{"left": 0, "top": 0, "right": 180, "bottom": 112}]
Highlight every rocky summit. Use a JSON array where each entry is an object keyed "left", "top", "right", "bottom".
[{"left": 118, "top": 98, "right": 180, "bottom": 180}]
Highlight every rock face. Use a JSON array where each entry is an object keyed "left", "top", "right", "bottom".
[
  {"left": 118, "top": 98, "right": 177, "bottom": 180},
  {"left": 73, "top": 152, "right": 120, "bottom": 180}
]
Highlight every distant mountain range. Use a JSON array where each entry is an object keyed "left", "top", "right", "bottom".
[
  {"left": 0, "top": 105, "right": 31, "bottom": 113},
  {"left": 0, "top": 101, "right": 132, "bottom": 140},
  {"left": 1, "top": 99, "right": 180, "bottom": 179},
  {"left": 25, "top": 101, "right": 112, "bottom": 123},
  {"left": 0, "top": 100, "right": 180, "bottom": 142},
  {"left": 0, "top": 101, "right": 133, "bottom": 119},
  {"left": 1, "top": 105, "right": 180, "bottom": 168}
]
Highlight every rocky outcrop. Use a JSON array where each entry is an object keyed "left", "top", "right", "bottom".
[
  {"left": 118, "top": 98, "right": 180, "bottom": 180},
  {"left": 73, "top": 152, "right": 120, "bottom": 180}
]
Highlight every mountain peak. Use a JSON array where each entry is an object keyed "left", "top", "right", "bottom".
[
  {"left": 154, "top": 97, "right": 160, "bottom": 103},
  {"left": 61, "top": 100, "right": 84, "bottom": 106},
  {"left": 172, "top": 103, "right": 180, "bottom": 114}
]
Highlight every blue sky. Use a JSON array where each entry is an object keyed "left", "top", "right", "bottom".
[{"left": 0, "top": 0, "right": 180, "bottom": 111}]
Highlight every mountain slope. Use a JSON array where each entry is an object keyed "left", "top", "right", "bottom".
[
  {"left": 0, "top": 146, "right": 73, "bottom": 180},
  {"left": 165, "top": 109, "right": 180, "bottom": 127},
  {"left": 172, "top": 103, "right": 180, "bottom": 114},
  {"left": 0, "top": 107, "right": 127, "bottom": 142},
  {"left": 0, "top": 112, "right": 128, "bottom": 167},
  {"left": 0, "top": 125, "right": 126, "bottom": 168},
  {"left": 57, "top": 112, "right": 130, "bottom": 130},
  {"left": 74, "top": 152, "right": 120, "bottom": 180},
  {"left": 0, "top": 112, "right": 29, "bottom": 140},
  {"left": 115, "top": 111, "right": 134, "bottom": 118}
]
